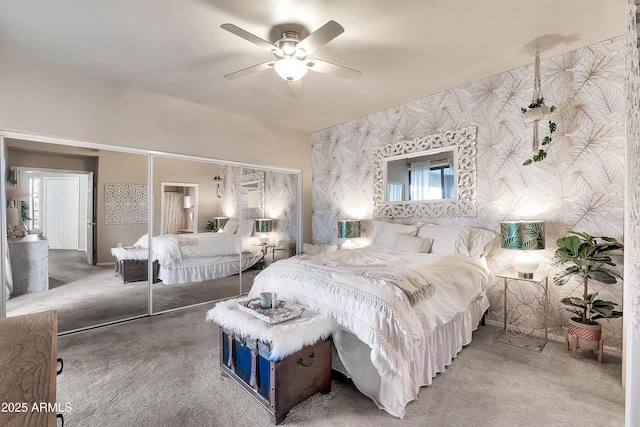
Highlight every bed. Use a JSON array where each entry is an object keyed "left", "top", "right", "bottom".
[
  {"left": 111, "top": 218, "right": 264, "bottom": 285},
  {"left": 246, "top": 221, "right": 496, "bottom": 418}
]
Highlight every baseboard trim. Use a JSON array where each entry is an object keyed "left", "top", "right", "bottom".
[{"left": 96, "top": 261, "right": 115, "bottom": 267}]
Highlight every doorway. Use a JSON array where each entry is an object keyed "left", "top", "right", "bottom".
[
  {"left": 19, "top": 168, "right": 95, "bottom": 263},
  {"left": 160, "top": 182, "right": 198, "bottom": 234}
]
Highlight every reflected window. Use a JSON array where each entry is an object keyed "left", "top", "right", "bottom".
[
  {"left": 387, "top": 182, "right": 404, "bottom": 202},
  {"left": 409, "top": 163, "right": 454, "bottom": 200},
  {"left": 28, "top": 176, "right": 41, "bottom": 231}
]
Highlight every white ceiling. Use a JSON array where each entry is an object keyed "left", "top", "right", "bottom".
[{"left": 0, "top": 0, "right": 628, "bottom": 133}]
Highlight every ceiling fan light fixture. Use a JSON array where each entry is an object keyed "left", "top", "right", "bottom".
[{"left": 274, "top": 58, "right": 308, "bottom": 81}]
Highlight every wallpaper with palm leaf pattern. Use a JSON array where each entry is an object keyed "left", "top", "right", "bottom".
[{"left": 311, "top": 37, "right": 626, "bottom": 348}]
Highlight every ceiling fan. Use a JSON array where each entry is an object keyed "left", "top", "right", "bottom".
[{"left": 221, "top": 20, "right": 362, "bottom": 97}]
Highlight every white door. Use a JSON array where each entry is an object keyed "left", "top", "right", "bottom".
[{"left": 44, "top": 177, "right": 80, "bottom": 250}]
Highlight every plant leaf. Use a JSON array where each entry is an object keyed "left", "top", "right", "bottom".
[{"left": 587, "top": 269, "right": 618, "bottom": 284}]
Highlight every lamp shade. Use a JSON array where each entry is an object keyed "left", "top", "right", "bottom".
[
  {"left": 183, "top": 195, "right": 191, "bottom": 209},
  {"left": 213, "top": 217, "right": 228, "bottom": 232},
  {"left": 500, "top": 221, "right": 545, "bottom": 250},
  {"left": 338, "top": 220, "right": 361, "bottom": 239},
  {"left": 255, "top": 218, "right": 273, "bottom": 233},
  {"left": 501, "top": 221, "right": 545, "bottom": 279}
]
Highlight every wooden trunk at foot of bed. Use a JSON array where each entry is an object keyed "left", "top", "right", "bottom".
[
  {"left": 219, "top": 326, "right": 331, "bottom": 424},
  {"left": 114, "top": 259, "right": 160, "bottom": 284}
]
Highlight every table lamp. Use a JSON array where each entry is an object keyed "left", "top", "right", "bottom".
[
  {"left": 255, "top": 218, "right": 273, "bottom": 243},
  {"left": 500, "top": 220, "right": 545, "bottom": 279},
  {"left": 212, "top": 217, "right": 228, "bottom": 233},
  {"left": 338, "top": 220, "right": 361, "bottom": 248}
]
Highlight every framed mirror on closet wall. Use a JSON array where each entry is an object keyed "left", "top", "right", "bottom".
[{"left": 1, "top": 131, "right": 302, "bottom": 334}]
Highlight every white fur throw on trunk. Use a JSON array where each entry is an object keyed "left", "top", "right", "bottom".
[{"left": 206, "top": 297, "right": 336, "bottom": 360}]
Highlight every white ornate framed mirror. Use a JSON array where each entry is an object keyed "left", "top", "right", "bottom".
[
  {"left": 241, "top": 171, "right": 265, "bottom": 218},
  {"left": 373, "top": 126, "right": 477, "bottom": 218}
]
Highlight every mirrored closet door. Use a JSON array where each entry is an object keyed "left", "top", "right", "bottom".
[
  {"left": 151, "top": 156, "right": 246, "bottom": 314},
  {"left": 2, "top": 133, "right": 302, "bottom": 333},
  {"left": 3, "top": 138, "right": 150, "bottom": 332}
]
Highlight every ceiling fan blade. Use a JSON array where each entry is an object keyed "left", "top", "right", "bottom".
[
  {"left": 223, "top": 61, "right": 275, "bottom": 80},
  {"left": 305, "top": 59, "right": 362, "bottom": 80},
  {"left": 220, "top": 23, "right": 280, "bottom": 54},
  {"left": 288, "top": 79, "right": 302, "bottom": 98},
  {"left": 297, "top": 20, "right": 344, "bottom": 55}
]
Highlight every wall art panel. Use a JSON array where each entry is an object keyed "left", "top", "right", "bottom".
[{"left": 104, "top": 184, "right": 150, "bottom": 224}]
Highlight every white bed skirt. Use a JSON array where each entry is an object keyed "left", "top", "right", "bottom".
[
  {"left": 331, "top": 293, "right": 490, "bottom": 418},
  {"left": 158, "top": 252, "right": 263, "bottom": 285}
]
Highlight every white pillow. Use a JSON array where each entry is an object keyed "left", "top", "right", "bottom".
[
  {"left": 239, "top": 219, "right": 254, "bottom": 236},
  {"left": 371, "top": 221, "right": 419, "bottom": 249},
  {"left": 302, "top": 243, "right": 338, "bottom": 256},
  {"left": 416, "top": 224, "right": 496, "bottom": 258},
  {"left": 392, "top": 234, "right": 433, "bottom": 253},
  {"left": 222, "top": 219, "right": 239, "bottom": 234},
  {"left": 417, "top": 225, "right": 470, "bottom": 255},
  {"left": 466, "top": 227, "right": 497, "bottom": 258},
  {"left": 133, "top": 234, "right": 149, "bottom": 248}
]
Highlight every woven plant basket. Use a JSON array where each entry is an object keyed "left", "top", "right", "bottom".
[{"left": 567, "top": 318, "right": 601, "bottom": 351}]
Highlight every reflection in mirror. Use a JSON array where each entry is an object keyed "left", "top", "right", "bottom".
[
  {"left": 373, "top": 126, "right": 477, "bottom": 218},
  {"left": 2, "top": 135, "right": 302, "bottom": 330},
  {"left": 241, "top": 171, "right": 264, "bottom": 218},
  {"left": 385, "top": 148, "right": 456, "bottom": 202},
  {"left": 241, "top": 169, "right": 299, "bottom": 295},
  {"left": 151, "top": 158, "right": 252, "bottom": 314},
  {"left": 160, "top": 182, "right": 198, "bottom": 235},
  {"left": 4, "top": 138, "right": 150, "bottom": 332}
]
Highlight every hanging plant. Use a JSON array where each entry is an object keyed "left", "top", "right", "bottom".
[
  {"left": 522, "top": 97, "right": 556, "bottom": 166},
  {"left": 520, "top": 50, "right": 558, "bottom": 166}
]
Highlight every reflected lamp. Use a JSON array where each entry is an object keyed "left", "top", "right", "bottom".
[
  {"left": 255, "top": 218, "right": 273, "bottom": 243},
  {"left": 338, "top": 220, "right": 361, "bottom": 248},
  {"left": 500, "top": 221, "right": 545, "bottom": 279},
  {"left": 212, "top": 217, "right": 228, "bottom": 233}
]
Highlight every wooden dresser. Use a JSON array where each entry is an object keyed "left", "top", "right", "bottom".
[{"left": 0, "top": 311, "right": 58, "bottom": 427}]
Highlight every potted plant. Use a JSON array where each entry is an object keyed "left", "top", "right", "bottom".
[
  {"left": 552, "top": 231, "right": 623, "bottom": 354},
  {"left": 522, "top": 97, "right": 557, "bottom": 166}
]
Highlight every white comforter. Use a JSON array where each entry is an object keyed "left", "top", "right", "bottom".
[
  {"left": 248, "top": 245, "right": 492, "bottom": 417},
  {"left": 134, "top": 233, "right": 261, "bottom": 268}
]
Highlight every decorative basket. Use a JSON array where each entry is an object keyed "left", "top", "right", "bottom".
[{"left": 567, "top": 323, "right": 601, "bottom": 342}]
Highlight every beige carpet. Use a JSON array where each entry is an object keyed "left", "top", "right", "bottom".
[
  {"left": 55, "top": 304, "right": 625, "bottom": 427},
  {"left": 7, "top": 249, "right": 258, "bottom": 332}
]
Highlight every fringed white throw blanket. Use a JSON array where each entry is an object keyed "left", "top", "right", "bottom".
[
  {"left": 248, "top": 255, "right": 430, "bottom": 379},
  {"left": 206, "top": 297, "right": 336, "bottom": 361},
  {"left": 286, "top": 257, "right": 435, "bottom": 305}
]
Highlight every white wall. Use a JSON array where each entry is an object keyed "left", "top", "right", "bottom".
[
  {"left": 0, "top": 53, "right": 313, "bottom": 243},
  {"left": 625, "top": 0, "right": 640, "bottom": 423}
]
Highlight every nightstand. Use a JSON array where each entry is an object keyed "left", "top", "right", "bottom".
[
  {"left": 495, "top": 273, "right": 549, "bottom": 352},
  {"left": 253, "top": 243, "right": 276, "bottom": 269}
]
